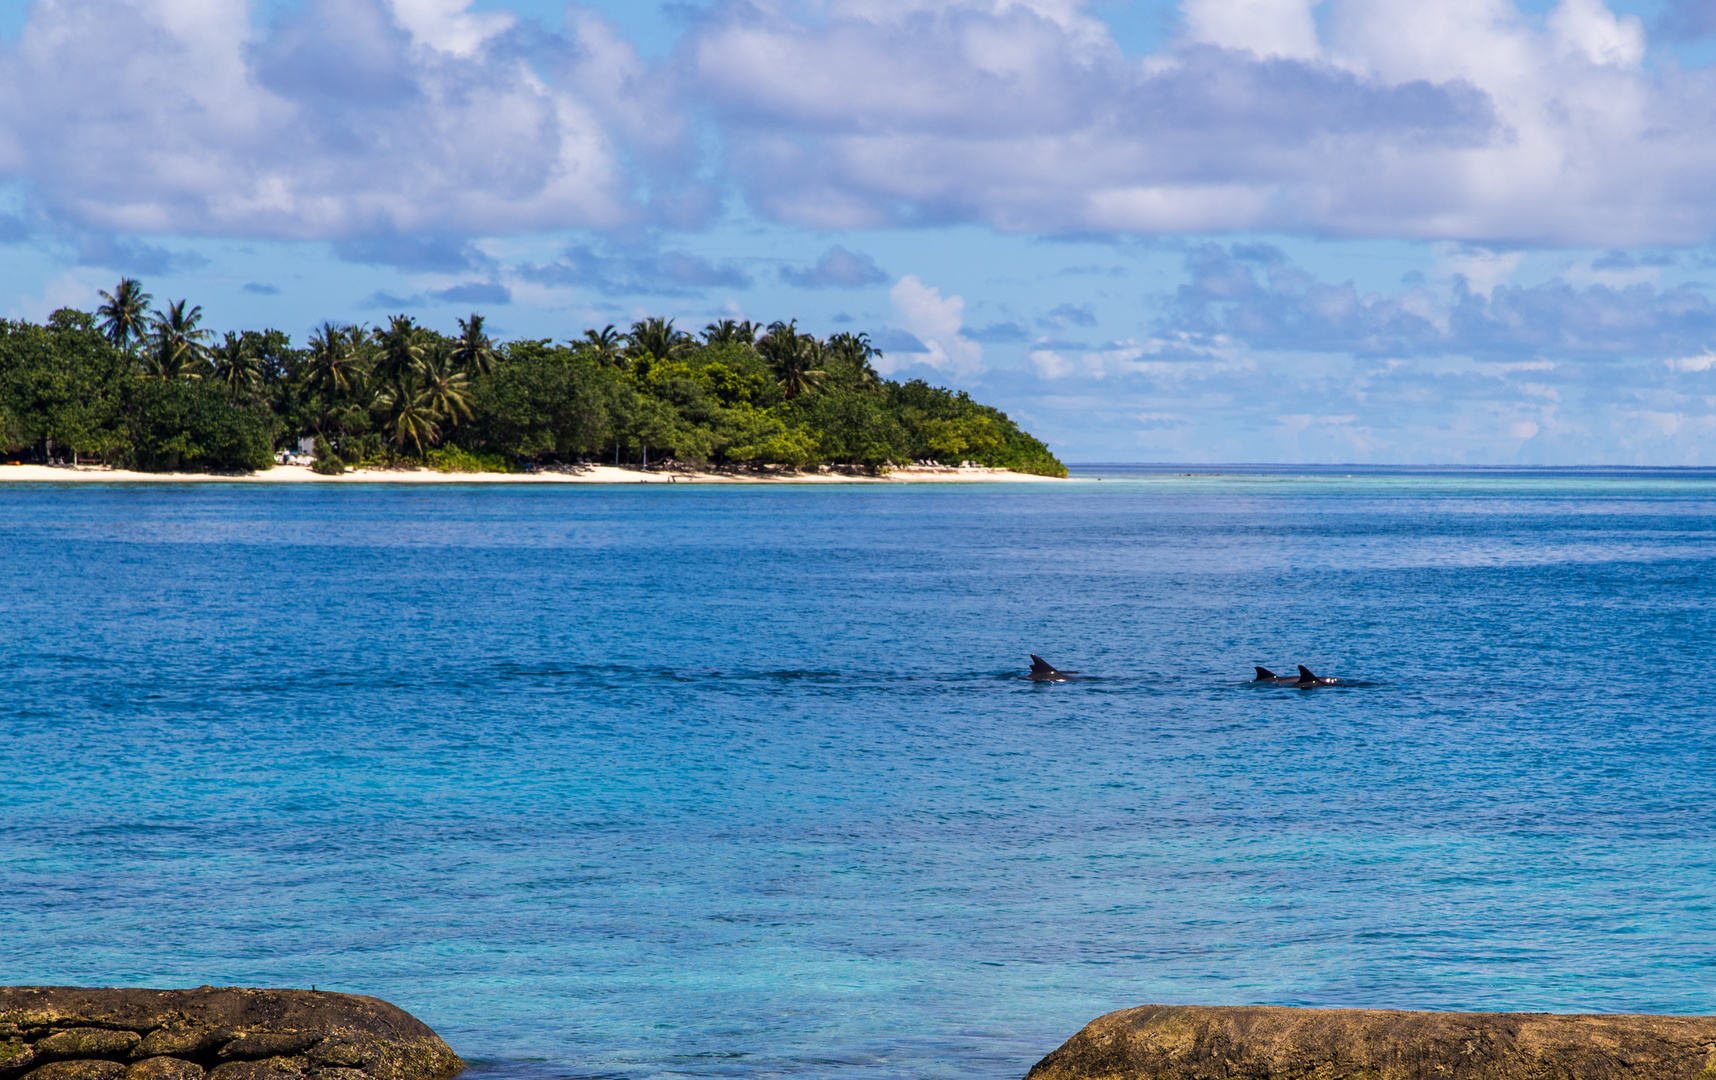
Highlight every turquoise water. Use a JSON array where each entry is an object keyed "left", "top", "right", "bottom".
[{"left": 3, "top": 472, "right": 1715, "bottom": 1079}]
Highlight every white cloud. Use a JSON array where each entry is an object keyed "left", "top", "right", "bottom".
[
  {"left": 12, "top": 271, "right": 101, "bottom": 322},
  {"left": 886, "top": 275, "right": 984, "bottom": 375},
  {"left": 1547, "top": 0, "right": 1645, "bottom": 67},
  {"left": 1666, "top": 352, "right": 1716, "bottom": 373},
  {"left": 1180, "top": 0, "right": 1320, "bottom": 59},
  {"left": 1434, "top": 244, "right": 1523, "bottom": 297},
  {"left": 388, "top": 0, "right": 513, "bottom": 54},
  {"left": 685, "top": 0, "right": 1716, "bottom": 246},
  {"left": 1030, "top": 347, "right": 1075, "bottom": 378},
  {"left": 0, "top": 0, "right": 675, "bottom": 245}
]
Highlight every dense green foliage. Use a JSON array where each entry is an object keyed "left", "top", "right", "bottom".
[{"left": 0, "top": 281, "right": 1065, "bottom": 476}]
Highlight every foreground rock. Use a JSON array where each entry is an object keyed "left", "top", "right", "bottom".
[
  {"left": 0, "top": 988, "right": 460, "bottom": 1080},
  {"left": 1026, "top": 1005, "right": 1716, "bottom": 1080}
]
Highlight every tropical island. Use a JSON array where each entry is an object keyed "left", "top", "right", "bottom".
[{"left": 0, "top": 278, "right": 1065, "bottom": 478}]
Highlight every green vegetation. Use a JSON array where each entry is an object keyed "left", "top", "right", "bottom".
[{"left": 0, "top": 278, "right": 1065, "bottom": 476}]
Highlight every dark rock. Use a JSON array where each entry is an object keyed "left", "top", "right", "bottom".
[
  {"left": 0, "top": 990, "right": 459, "bottom": 1080},
  {"left": 208, "top": 1059, "right": 305, "bottom": 1080},
  {"left": 33, "top": 1032, "right": 142, "bottom": 1063},
  {"left": 218, "top": 1037, "right": 321, "bottom": 1063},
  {"left": 24, "top": 1062, "right": 127, "bottom": 1080},
  {"left": 1025, "top": 1005, "right": 1716, "bottom": 1080},
  {"left": 1, "top": 1040, "right": 36, "bottom": 1078},
  {"left": 302, "top": 1045, "right": 362, "bottom": 1071},
  {"left": 309, "top": 1069, "right": 367, "bottom": 1080},
  {"left": 124, "top": 1060, "right": 202, "bottom": 1080},
  {"left": 132, "top": 1029, "right": 232, "bottom": 1063}
]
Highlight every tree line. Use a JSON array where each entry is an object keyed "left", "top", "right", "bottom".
[{"left": 0, "top": 278, "right": 1066, "bottom": 476}]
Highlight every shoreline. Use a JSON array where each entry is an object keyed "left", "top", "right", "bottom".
[{"left": 0, "top": 462, "right": 1066, "bottom": 484}]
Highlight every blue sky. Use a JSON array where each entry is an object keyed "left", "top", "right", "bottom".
[{"left": 3, "top": 0, "right": 1716, "bottom": 462}]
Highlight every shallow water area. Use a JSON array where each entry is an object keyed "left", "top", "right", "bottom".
[{"left": 4, "top": 470, "right": 1715, "bottom": 1079}]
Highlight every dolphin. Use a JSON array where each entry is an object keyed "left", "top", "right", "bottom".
[
  {"left": 1028, "top": 655, "right": 1079, "bottom": 682},
  {"left": 1255, "top": 665, "right": 1343, "bottom": 687},
  {"left": 1295, "top": 665, "right": 1341, "bottom": 686}
]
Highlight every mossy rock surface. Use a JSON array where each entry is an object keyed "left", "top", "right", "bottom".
[
  {"left": 0, "top": 989, "right": 459, "bottom": 1080},
  {"left": 1026, "top": 1005, "right": 1716, "bottom": 1080}
]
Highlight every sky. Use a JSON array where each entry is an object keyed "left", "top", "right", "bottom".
[{"left": 3, "top": 0, "right": 1716, "bottom": 463}]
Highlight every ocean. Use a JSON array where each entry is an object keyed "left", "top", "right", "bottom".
[{"left": 4, "top": 469, "right": 1715, "bottom": 1079}]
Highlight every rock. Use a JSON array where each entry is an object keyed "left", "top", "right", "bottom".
[
  {"left": 124, "top": 1061, "right": 202, "bottom": 1080},
  {"left": 208, "top": 1059, "right": 305, "bottom": 1080},
  {"left": 24, "top": 1062, "right": 127, "bottom": 1080},
  {"left": 1, "top": 1040, "right": 36, "bottom": 1078},
  {"left": 132, "top": 1029, "right": 232, "bottom": 1063},
  {"left": 302, "top": 1045, "right": 362, "bottom": 1072},
  {"left": 0, "top": 990, "right": 459, "bottom": 1080},
  {"left": 1025, "top": 1005, "right": 1716, "bottom": 1080},
  {"left": 33, "top": 1032, "right": 141, "bottom": 1063},
  {"left": 218, "top": 1037, "right": 321, "bottom": 1064}
]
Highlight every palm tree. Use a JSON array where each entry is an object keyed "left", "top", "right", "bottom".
[
  {"left": 624, "top": 317, "right": 692, "bottom": 364},
  {"left": 374, "top": 373, "right": 441, "bottom": 459},
  {"left": 452, "top": 313, "right": 497, "bottom": 377},
  {"left": 578, "top": 325, "right": 624, "bottom": 366},
  {"left": 305, "top": 322, "right": 363, "bottom": 398},
  {"left": 420, "top": 343, "right": 474, "bottom": 428},
  {"left": 373, "top": 315, "right": 426, "bottom": 384},
  {"left": 97, "top": 278, "right": 152, "bottom": 353},
  {"left": 758, "top": 320, "right": 826, "bottom": 399},
  {"left": 209, "top": 331, "right": 264, "bottom": 401},
  {"left": 826, "top": 331, "right": 884, "bottom": 392},
  {"left": 141, "top": 300, "right": 211, "bottom": 379},
  {"left": 702, "top": 319, "right": 759, "bottom": 347}
]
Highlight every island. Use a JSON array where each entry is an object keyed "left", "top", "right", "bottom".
[{"left": 0, "top": 280, "right": 1064, "bottom": 479}]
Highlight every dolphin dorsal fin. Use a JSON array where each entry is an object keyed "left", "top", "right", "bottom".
[
  {"left": 1255, "top": 666, "right": 1277, "bottom": 681},
  {"left": 1298, "top": 665, "right": 1318, "bottom": 681},
  {"left": 1030, "top": 654, "right": 1057, "bottom": 674}
]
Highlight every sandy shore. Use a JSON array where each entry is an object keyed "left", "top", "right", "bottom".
[{"left": 0, "top": 463, "right": 1064, "bottom": 484}]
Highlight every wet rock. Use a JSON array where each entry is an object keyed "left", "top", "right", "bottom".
[
  {"left": 309, "top": 1068, "right": 367, "bottom": 1080},
  {"left": 1025, "top": 1005, "right": 1716, "bottom": 1080},
  {"left": 124, "top": 1060, "right": 202, "bottom": 1080},
  {"left": 34, "top": 1032, "right": 142, "bottom": 1063},
  {"left": 0, "top": 990, "right": 459, "bottom": 1080},
  {"left": 24, "top": 1061, "right": 127, "bottom": 1080}
]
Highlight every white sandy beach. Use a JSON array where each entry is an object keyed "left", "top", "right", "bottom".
[{"left": 0, "top": 462, "right": 1064, "bottom": 484}]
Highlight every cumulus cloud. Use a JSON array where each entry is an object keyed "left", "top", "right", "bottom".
[
  {"left": 0, "top": 0, "right": 691, "bottom": 244},
  {"left": 884, "top": 275, "right": 984, "bottom": 375},
  {"left": 9, "top": 0, "right": 1714, "bottom": 253},
  {"left": 682, "top": 0, "right": 1716, "bottom": 246},
  {"left": 779, "top": 245, "right": 889, "bottom": 288},
  {"left": 1180, "top": 0, "right": 1319, "bottom": 59}
]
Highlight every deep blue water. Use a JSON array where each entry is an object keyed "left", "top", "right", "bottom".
[{"left": 3, "top": 474, "right": 1716, "bottom": 1080}]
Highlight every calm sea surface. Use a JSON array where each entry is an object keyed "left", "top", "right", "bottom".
[{"left": 4, "top": 470, "right": 1716, "bottom": 1080}]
